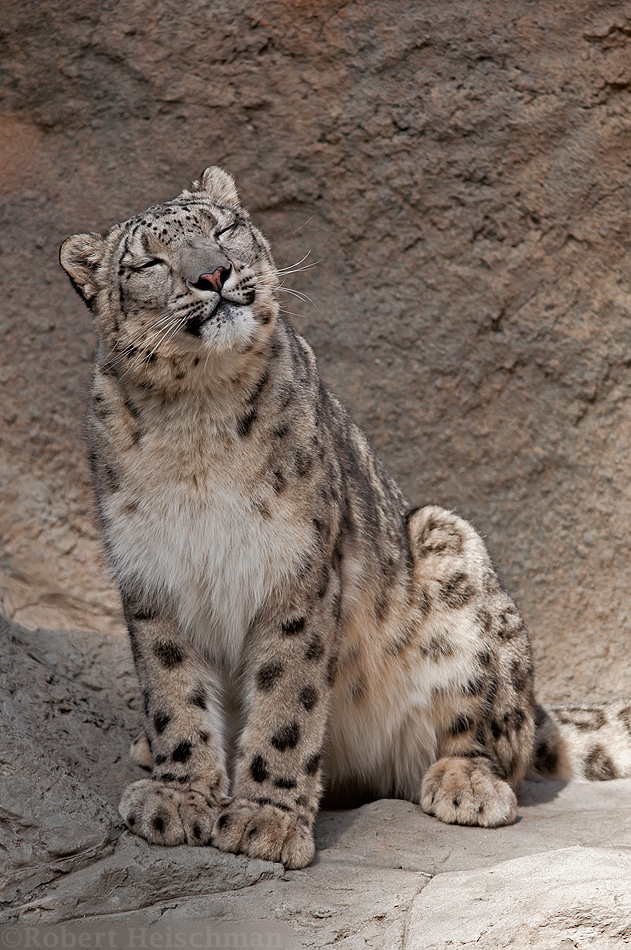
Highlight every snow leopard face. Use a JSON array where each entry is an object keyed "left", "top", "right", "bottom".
[{"left": 60, "top": 167, "right": 279, "bottom": 385}]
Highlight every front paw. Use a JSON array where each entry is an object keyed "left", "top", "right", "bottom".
[
  {"left": 211, "top": 798, "right": 315, "bottom": 869},
  {"left": 119, "top": 779, "right": 221, "bottom": 846}
]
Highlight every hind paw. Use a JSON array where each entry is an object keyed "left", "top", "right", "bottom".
[{"left": 421, "top": 756, "right": 517, "bottom": 828}]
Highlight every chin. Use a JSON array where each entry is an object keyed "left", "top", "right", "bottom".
[{"left": 198, "top": 304, "right": 260, "bottom": 353}]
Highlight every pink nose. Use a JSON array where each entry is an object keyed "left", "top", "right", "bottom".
[{"left": 198, "top": 265, "right": 230, "bottom": 292}]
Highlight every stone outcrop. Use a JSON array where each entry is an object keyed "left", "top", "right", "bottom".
[{"left": 3, "top": 617, "right": 631, "bottom": 946}]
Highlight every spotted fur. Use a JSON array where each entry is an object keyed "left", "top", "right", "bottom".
[{"left": 60, "top": 167, "right": 631, "bottom": 869}]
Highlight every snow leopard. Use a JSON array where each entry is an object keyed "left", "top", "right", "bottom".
[{"left": 59, "top": 166, "right": 631, "bottom": 869}]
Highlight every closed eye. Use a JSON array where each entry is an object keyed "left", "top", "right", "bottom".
[
  {"left": 216, "top": 221, "right": 239, "bottom": 239},
  {"left": 131, "top": 258, "right": 164, "bottom": 271}
]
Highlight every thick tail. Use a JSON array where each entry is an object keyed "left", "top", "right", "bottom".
[{"left": 531, "top": 701, "right": 631, "bottom": 781}]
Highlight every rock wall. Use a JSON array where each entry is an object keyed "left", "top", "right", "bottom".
[{"left": 2, "top": 1, "right": 631, "bottom": 702}]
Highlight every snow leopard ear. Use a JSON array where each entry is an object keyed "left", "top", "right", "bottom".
[
  {"left": 193, "top": 166, "right": 241, "bottom": 208},
  {"left": 59, "top": 232, "right": 105, "bottom": 309}
]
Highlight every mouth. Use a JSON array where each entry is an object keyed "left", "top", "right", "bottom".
[
  {"left": 185, "top": 300, "right": 232, "bottom": 336},
  {"left": 184, "top": 292, "right": 256, "bottom": 337}
]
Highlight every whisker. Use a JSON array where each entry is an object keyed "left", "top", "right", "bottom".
[
  {"left": 276, "top": 261, "right": 321, "bottom": 277},
  {"left": 279, "top": 286, "right": 309, "bottom": 301},
  {"left": 279, "top": 307, "right": 308, "bottom": 318},
  {"left": 106, "top": 302, "right": 200, "bottom": 368},
  {"left": 106, "top": 313, "right": 178, "bottom": 365},
  {"left": 146, "top": 324, "right": 179, "bottom": 361},
  {"left": 278, "top": 286, "right": 320, "bottom": 311},
  {"left": 246, "top": 271, "right": 319, "bottom": 311},
  {"left": 145, "top": 309, "right": 193, "bottom": 359},
  {"left": 270, "top": 214, "right": 316, "bottom": 244},
  {"left": 276, "top": 250, "right": 316, "bottom": 274},
  {"left": 288, "top": 214, "right": 315, "bottom": 237}
]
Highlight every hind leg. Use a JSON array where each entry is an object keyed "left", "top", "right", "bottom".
[{"left": 404, "top": 506, "right": 537, "bottom": 827}]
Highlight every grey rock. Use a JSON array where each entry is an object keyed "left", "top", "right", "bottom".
[
  {"left": 406, "top": 847, "right": 631, "bottom": 949},
  {"left": 15, "top": 835, "right": 285, "bottom": 926},
  {"left": 4, "top": 615, "right": 631, "bottom": 947}
]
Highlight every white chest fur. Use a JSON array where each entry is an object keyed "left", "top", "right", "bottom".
[{"left": 103, "top": 423, "right": 307, "bottom": 667}]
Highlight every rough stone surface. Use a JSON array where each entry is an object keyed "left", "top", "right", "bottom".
[
  {"left": 407, "top": 847, "right": 631, "bottom": 949},
  {"left": 3, "top": 616, "right": 631, "bottom": 946},
  {"left": 3, "top": 0, "right": 631, "bottom": 945}
]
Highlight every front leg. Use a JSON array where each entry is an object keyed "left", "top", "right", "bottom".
[
  {"left": 119, "top": 595, "right": 230, "bottom": 846},
  {"left": 212, "top": 609, "right": 336, "bottom": 868}
]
